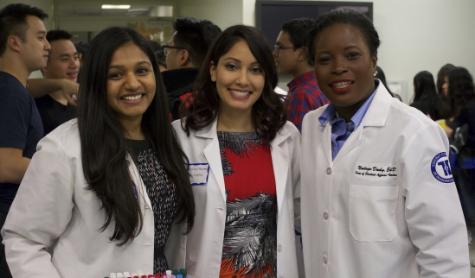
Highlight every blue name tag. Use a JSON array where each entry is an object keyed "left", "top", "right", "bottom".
[{"left": 188, "top": 163, "right": 210, "bottom": 186}]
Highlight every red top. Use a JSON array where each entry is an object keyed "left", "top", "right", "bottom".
[{"left": 217, "top": 131, "right": 277, "bottom": 278}]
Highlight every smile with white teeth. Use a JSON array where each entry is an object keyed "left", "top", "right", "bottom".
[
  {"left": 231, "top": 89, "right": 250, "bottom": 94},
  {"left": 121, "top": 94, "right": 143, "bottom": 100},
  {"left": 332, "top": 81, "right": 352, "bottom": 88},
  {"left": 229, "top": 88, "right": 251, "bottom": 100}
]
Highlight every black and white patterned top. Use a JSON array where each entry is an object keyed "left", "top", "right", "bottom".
[{"left": 126, "top": 139, "right": 177, "bottom": 274}]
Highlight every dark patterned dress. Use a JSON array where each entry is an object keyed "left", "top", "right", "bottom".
[
  {"left": 217, "top": 131, "right": 277, "bottom": 278},
  {"left": 126, "top": 139, "right": 177, "bottom": 274}
]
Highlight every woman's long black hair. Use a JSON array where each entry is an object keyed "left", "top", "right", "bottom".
[
  {"left": 78, "top": 27, "right": 194, "bottom": 245},
  {"left": 183, "top": 25, "right": 286, "bottom": 142},
  {"left": 448, "top": 66, "right": 475, "bottom": 117},
  {"left": 411, "top": 71, "right": 444, "bottom": 120},
  {"left": 413, "top": 71, "right": 437, "bottom": 102}
]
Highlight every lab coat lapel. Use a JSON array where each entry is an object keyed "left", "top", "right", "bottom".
[
  {"left": 333, "top": 84, "right": 391, "bottom": 161},
  {"left": 360, "top": 83, "right": 392, "bottom": 128},
  {"left": 333, "top": 125, "right": 363, "bottom": 162},
  {"left": 127, "top": 155, "right": 152, "bottom": 209},
  {"left": 271, "top": 129, "right": 290, "bottom": 214},
  {"left": 321, "top": 122, "right": 333, "bottom": 166},
  {"left": 197, "top": 120, "right": 227, "bottom": 202}
]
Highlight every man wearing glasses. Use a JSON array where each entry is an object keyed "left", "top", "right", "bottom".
[
  {"left": 273, "top": 18, "right": 328, "bottom": 131},
  {"left": 162, "top": 17, "right": 221, "bottom": 120}
]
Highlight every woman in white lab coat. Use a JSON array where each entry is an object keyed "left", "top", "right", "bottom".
[
  {"left": 300, "top": 10, "right": 470, "bottom": 278},
  {"left": 1, "top": 27, "right": 194, "bottom": 277},
  {"left": 172, "top": 25, "right": 301, "bottom": 277}
]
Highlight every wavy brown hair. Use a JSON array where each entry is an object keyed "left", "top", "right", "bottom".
[{"left": 182, "top": 25, "right": 286, "bottom": 142}]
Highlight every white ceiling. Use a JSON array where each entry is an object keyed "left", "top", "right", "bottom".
[{"left": 53, "top": 0, "right": 176, "bottom": 17}]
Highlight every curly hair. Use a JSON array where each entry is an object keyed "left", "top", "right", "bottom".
[{"left": 448, "top": 67, "right": 475, "bottom": 116}]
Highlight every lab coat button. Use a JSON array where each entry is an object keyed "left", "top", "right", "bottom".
[
  {"left": 323, "top": 211, "right": 329, "bottom": 220},
  {"left": 323, "top": 254, "right": 328, "bottom": 264},
  {"left": 277, "top": 244, "right": 282, "bottom": 252},
  {"left": 326, "top": 167, "right": 332, "bottom": 175}
]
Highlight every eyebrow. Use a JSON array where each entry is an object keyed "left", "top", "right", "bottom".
[
  {"left": 222, "top": 57, "right": 259, "bottom": 65},
  {"left": 108, "top": 61, "right": 152, "bottom": 69},
  {"left": 316, "top": 45, "right": 361, "bottom": 53},
  {"left": 344, "top": 45, "right": 360, "bottom": 50},
  {"left": 59, "top": 53, "right": 78, "bottom": 58}
]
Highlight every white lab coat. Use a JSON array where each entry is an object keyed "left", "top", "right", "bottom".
[
  {"left": 1, "top": 120, "right": 186, "bottom": 278},
  {"left": 172, "top": 119, "right": 302, "bottom": 278},
  {"left": 300, "top": 83, "right": 470, "bottom": 278}
]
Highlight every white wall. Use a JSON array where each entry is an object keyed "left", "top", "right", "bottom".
[
  {"left": 242, "top": 0, "right": 475, "bottom": 103},
  {"left": 374, "top": 0, "right": 475, "bottom": 102},
  {"left": 177, "top": 0, "right": 243, "bottom": 29},
  {"left": 1, "top": 0, "right": 55, "bottom": 28}
]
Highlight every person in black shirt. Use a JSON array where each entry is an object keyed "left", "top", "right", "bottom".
[
  {"left": 162, "top": 17, "right": 221, "bottom": 120},
  {"left": 0, "top": 4, "right": 50, "bottom": 277},
  {"left": 36, "top": 29, "right": 79, "bottom": 134}
]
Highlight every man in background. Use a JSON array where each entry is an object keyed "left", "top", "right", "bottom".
[
  {"left": 274, "top": 18, "right": 328, "bottom": 131},
  {"left": 0, "top": 4, "right": 50, "bottom": 277},
  {"left": 36, "top": 29, "right": 79, "bottom": 135},
  {"left": 162, "top": 17, "right": 221, "bottom": 119}
]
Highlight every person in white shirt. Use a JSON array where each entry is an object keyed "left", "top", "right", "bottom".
[
  {"left": 2, "top": 27, "right": 194, "bottom": 278},
  {"left": 300, "top": 9, "right": 469, "bottom": 278},
  {"left": 173, "top": 25, "right": 302, "bottom": 277}
]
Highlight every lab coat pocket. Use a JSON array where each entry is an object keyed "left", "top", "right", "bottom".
[{"left": 349, "top": 184, "right": 398, "bottom": 242}]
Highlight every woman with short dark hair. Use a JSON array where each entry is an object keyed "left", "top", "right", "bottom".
[{"left": 301, "top": 9, "right": 469, "bottom": 278}]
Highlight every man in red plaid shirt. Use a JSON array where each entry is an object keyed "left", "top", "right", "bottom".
[{"left": 274, "top": 18, "right": 329, "bottom": 131}]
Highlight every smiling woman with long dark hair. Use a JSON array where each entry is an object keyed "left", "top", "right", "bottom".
[
  {"left": 1, "top": 27, "right": 194, "bottom": 277},
  {"left": 173, "top": 25, "right": 301, "bottom": 277}
]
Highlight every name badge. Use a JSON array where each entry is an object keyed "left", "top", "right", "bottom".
[
  {"left": 188, "top": 163, "right": 209, "bottom": 186},
  {"left": 354, "top": 163, "right": 398, "bottom": 178}
]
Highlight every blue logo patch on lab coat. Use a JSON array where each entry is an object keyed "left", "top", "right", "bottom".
[{"left": 431, "top": 152, "right": 454, "bottom": 183}]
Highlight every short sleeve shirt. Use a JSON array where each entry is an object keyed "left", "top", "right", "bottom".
[
  {"left": 0, "top": 71, "right": 44, "bottom": 204},
  {"left": 35, "top": 95, "right": 76, "bottom": 135}
]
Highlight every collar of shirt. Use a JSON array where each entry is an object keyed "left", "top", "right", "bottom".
[
  {"left": 318, "top": 88, "right": 377, "bottom": 159},
  {"left": 287, "top": 70, "right": 318, "bottom": 91},
  {"left": 319, "top": 89, "right": 377, "bottom": 128}
]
